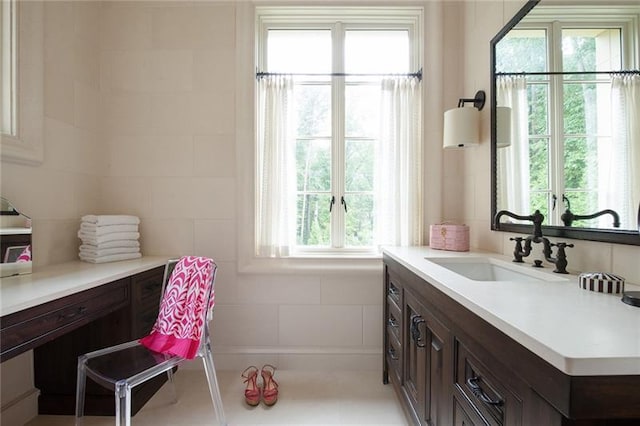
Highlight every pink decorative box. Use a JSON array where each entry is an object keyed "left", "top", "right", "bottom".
[{"left": 429, "top": 223, "right": 470, "bottom": 252}]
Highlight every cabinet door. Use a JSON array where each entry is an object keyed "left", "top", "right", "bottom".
[{"left": 404, "top": 289, "right": 452, "bottom": 426}]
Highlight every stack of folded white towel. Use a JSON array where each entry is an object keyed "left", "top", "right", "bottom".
[{"left": 78, "top": 215, "right": 141, "bottom": 264}]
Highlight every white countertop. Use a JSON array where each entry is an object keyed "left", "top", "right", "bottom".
[
  {"left": 0, "top": 257, "right": 167, "bottom": 316},
  {"left": 383, "top": 246, "right": 640, "bottom": 376}
]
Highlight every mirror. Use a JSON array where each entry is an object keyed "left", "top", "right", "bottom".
[
  {"left": 491, "top": 0, "right": 640, "bottom": 245},
  {"left": 0, "top": 197, "right": 32, "bottom": 277}
]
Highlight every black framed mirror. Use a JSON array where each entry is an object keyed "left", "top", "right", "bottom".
[{"left": 490, "top": 0, "right": 640, "bottom": 246}]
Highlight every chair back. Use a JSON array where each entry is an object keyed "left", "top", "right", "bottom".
[{"left": 141, "top": 258, "right": 217, "bottom": 358}]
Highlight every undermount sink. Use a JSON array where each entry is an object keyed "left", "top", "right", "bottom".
[{"left": 425, "top": 256, "right": 569, "bottom": 282}]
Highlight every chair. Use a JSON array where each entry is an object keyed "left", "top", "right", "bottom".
[{"left": 75, "top": 258, "right": 227, "bottom": 426}]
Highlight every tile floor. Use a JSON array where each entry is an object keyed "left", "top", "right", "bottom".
[{"left": 26, "top": 369, "right": 408, "bottom": 425}]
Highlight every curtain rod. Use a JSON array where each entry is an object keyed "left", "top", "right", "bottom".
[
  {"left": 496, "top": 70, "right": 639, "bottom": 76},
  {"left": 256, "top": 68, "right": 422, "bottom": 81}
]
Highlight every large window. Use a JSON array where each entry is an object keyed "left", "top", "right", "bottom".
[
  {"left": 496, "top": 12, "right": 638, "bottom": 228},
  {"left": 256, "top": 8, "right": 423, "bottom": 256}
]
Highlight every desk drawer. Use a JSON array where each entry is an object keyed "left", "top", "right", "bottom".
[{"left": 0, "top": 279, "right": 129, "bottom": 362}]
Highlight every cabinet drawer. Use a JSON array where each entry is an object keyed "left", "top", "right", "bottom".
[
  {"left": 386, "top": 332, "right": 402, "bottom": 384},
  {"left": 454, "top": 339, "right": 522, "bottom": 426},
  {"left": 131, "top": 266, "right": 164, "bottom": 338},
  {"left": 1, "top": 279, "right": 129, "bottom": 361},
  {"left": 387, "top": 278, "right": 401, "bottom": 307},
  {"left": 386, "top": 299, "right": 402, "bottom": 344},
  {"left": 454, "top": 396, "right": 488, "bottom": 426}
]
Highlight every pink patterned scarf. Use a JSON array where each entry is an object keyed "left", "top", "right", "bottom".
[{"left": 140, "top": 256, "right": 216, "bottom": 359}]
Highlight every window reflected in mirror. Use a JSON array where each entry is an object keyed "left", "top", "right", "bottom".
[{"left": 495, "top": 7, "right": 639, "bottom": 231}]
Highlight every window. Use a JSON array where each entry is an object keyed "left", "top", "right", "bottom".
[
  {"left": 256, "top": 8, "right": 423, "bottom": 257},
  {"left": 496, "top": 9, "right": 638, "bottom": 228},
  {"left": 0, "top": 1, "right": 44, "bottom": 165},
  {"left": 1, "top": 0, "right": 16, "bottom": 136}
]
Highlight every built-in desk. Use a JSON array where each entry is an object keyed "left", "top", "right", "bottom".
[{"left": 0, "top": 257, "right": 168, "bottom": 416}]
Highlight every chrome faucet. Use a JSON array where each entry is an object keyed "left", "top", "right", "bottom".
[{"left": 494, "top": 209, "right": 573, "bottom": 273}]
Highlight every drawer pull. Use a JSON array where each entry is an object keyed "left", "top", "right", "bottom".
[
  {"left": 388, "top": 286, "right": 399, "bottom": 297},
  {"left": 467, "top": 376, "right": 504, "bottom": 407},
  {"left": 387, "top": 317, "right": 399, "bottom": 328},
  {"left": 57, "top": 306, "right": 87, "bottom": 321},
  {"left": 388, "top": 347, "right": 399, "bottom": 360},
  {"left": 410, "top": 315, "right": 426, "bottom": 348}
]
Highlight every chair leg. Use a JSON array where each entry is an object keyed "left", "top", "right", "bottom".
[
  {"left": 166, "top": 368, "right": 178, "bottom": 404},
  {"left": 115, "top": 380, "right": 132, "bottom": 426},
  {"left": 201, "top": 343, "right": 227, "bottom": 426},
  {"left": 75, "top": 356, "right": 88, "bottom": 426}
]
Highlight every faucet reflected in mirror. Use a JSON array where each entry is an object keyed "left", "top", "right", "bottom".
[
  {"left": 490, "top": 0, "right": 640, "bottom": 246},
  {"left": 0, "top": 197, "right": 32, "bottom": 278},
  {"left": 494, "top": 209, "right": 573, "bottom": 274}
]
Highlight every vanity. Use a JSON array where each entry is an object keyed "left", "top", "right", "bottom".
[
  {"left": 382, "top": 246, "right": 640, "bottom": 426},
  {"left": 0, "top": 257, "right": 168, "bottom": 416}
]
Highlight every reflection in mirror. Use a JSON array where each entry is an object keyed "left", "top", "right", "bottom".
[
  {"left": 0, "top": 197, "right": 32, "bottom": 277},
  {"left": 491, "top": 0, "right": 640, "bottom": 245}
]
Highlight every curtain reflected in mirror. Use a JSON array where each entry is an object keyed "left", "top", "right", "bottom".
[{"left": 494, "top": 4, "right": 640, "bottom": 232}]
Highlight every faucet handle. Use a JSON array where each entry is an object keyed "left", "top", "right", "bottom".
[{"left": 552, "top": 242, "right": 574, "bottom": 249}]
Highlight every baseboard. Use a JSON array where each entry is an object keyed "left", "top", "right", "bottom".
[
  {"left": 180, "top": 346, "right": 382, "bottom": 371},
  {"left": 0, "top": 388, "right": 40, "bottom": 426}
]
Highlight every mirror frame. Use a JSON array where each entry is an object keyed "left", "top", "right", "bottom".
[{"left": 490, "top": 0, "right": 640, "bottom": 246}]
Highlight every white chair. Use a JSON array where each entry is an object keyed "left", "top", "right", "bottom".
[{"left": 75, "top": 258, "right": 226, "bottom": 426}]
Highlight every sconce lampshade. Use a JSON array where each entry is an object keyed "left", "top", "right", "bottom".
[
  {"left": 496, "top": 106, "right": 512, "bottom": 148},
  {"left": 443, "top": 107, "right": 480, "bottom": 149}
]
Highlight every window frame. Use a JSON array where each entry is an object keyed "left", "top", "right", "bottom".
[
  {"left": 0, "top": 0, "right": 44, "bottom": 165},
  {"left": 255, "top": 6, "right": 423, "bottom": 258}
]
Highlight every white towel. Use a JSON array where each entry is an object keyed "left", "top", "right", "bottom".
[
  {"left": 80, "top": 240, "right": 140, "bottom": 250},
  {"left": 79, "top": 252, "right": 142, "bottom": 264},
  {"left": 82, "top": 215, "right": 140, "bottom": 226},
  {"left": 79, "top": 247, "right": 140, "bottom": 257},
  {"left": 80, "top": 223, "right": 138, "bottom": 235},
  {"left": 78, "top": 231, "right": 140, "bottom": 245}
]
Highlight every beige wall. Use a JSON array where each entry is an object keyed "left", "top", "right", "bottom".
[{"left": 1, "top": 1, "right": 639, "bottom": 422}]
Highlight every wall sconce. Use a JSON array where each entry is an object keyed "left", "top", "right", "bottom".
[
  {"left": 496, "top": 106, "right": 512, "bottom": 148},
  {"left": 443, "top": 90, "right": 485, "bottom": 149}
]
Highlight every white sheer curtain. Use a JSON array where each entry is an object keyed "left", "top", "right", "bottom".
[
  {"left": 606, "top": 74, "right": 640, "bottom": 229},
  {"left": 256, "top": 76, "right": 296, "bottom": 257},
  {"left": 496, "top": 76, "right": 530, "bottom": 215},
  {"left": 376, "top": 77, "right": 422, "bottom": 247}
]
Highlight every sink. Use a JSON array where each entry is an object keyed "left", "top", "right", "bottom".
[{"left": 425, "top": 257, "right": 568, "bottom": 282}]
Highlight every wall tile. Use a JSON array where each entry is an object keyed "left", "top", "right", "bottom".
[
  {"left": 237, "top": 274, "right": 321, "bottom": 305},
  {"left": 363, "top": 305, "right": 382, "bottom": 347},
  {"left": 279, "top": 305, "right": 363, "bottom": 347},
  {"left": 99, "top": 177, "right": 152, "bottom": 217},
  {"left": 139, "top": 218, "right": 194, "bottom": 257},
  {"left": 44, "top": 1, "right": 74, "bottom": 78},
  {"left": 193, "top": 48, "right": 236, "bottom": 92},
  {"left": 100, "top": 5, "right": 152, "bottom": 51},
  {"left": 74, "top": 81, "right": 100, "bottom": 131},
  {"left": 194, "top": 219, "right": 237, "bottom": 262},
  {"left": 44, "top": 71, "right": 75, "bottom": 125},
  {"left": 612, "top": 245, "right": 640, "bottom": 285},
  {"left": 211, "top": 260, "right": 239, "bottom": 304},
  {"left": 193, "top": 134, "right": 236, "bottom": 178},
  {"left": 320, "top": 273, "right": 382, "bottom": 305},
  {"left": 212, "top": 304, "right": 279, "bottom": 346}
]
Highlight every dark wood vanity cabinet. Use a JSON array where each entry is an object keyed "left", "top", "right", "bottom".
[
  {"left": 383, "top": 254, "right": 640, "bottom": 426},
  {"left": 30, "top": 265, "right": 165, "bottom": 416}
]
